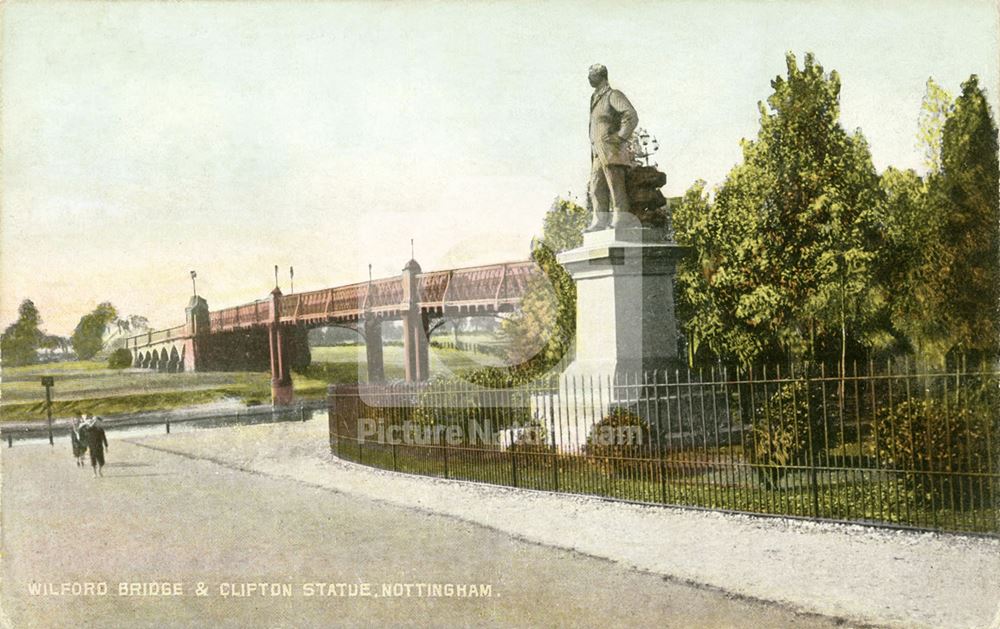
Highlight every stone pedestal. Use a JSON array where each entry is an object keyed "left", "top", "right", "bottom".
[
  {"left": 547, "top": 216, "right": 690, "bottom": 451},
  {"left": 557, "top": 216, "right": 689, "bottom": 378}
]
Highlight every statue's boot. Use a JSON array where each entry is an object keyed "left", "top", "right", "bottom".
[
  {"left": 585, "top": 211, "right": 609, "bottom": 232},
  {"left": 609, "top": 210, "right": 622, "bottom": 228}
]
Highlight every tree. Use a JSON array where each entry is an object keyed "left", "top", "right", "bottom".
[
  {"left": 108, "top": 348, "right": 133, "bottom": 369},
  {"left": 879, "top": 76, "right": 999, "bottom": 367},
  {"left": 675, "top": 53, "right": 890, "bottom": 366},
  {"left": 916, "top": 78, "right": 954, "bottom": 174},
  {"left": 501, "top": 197, "right": 588, "bottom": 373},
  {"left": 71, "top": 302, "right": 119, "bottom": 360},
  {"left": 119, "top": 314, "right": 150, "bottom": 334},
  {"left": 933, "top": 75, "right": 1000, "bottom": 361},
  {"left": 1, "top": 299, "right": 44, "bottom": 367},
  {"left": 880, "top": 167, "right": 945, "bottom": 361}
]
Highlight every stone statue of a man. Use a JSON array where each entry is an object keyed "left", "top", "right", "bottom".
[{"left": 586, "top": 64, "right": 638, "bottom": 231}]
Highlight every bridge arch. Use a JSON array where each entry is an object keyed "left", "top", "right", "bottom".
[{"left": 167, "top": 346, "right": 181, "bottom": 373}]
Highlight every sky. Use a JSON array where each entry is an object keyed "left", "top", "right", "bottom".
[{"left": 2, "top": 0, "right": 998, "bottom": 337}]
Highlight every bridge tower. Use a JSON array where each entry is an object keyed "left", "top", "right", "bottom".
[
  {"left": 183, "top": 295, "right": 210, "bottom": 372},
  {"left": 401, "top": 258, "right": 430, "bottom": 382}
]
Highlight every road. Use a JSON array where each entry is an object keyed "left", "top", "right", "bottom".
[{"left": 1, "top": 424, "right": 842, "bottom": 628}]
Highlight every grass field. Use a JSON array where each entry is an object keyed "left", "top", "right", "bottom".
[
  {"left": 307, "top": 344, "right": 505, "bottom": 381},
  {"left": 0, "top": 344, "right": 503, "bottom": 422}
]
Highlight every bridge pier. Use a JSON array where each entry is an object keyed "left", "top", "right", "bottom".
[
  {"left": 364, "top": 316, "right": 385, "bottom": 383},
  {"left": 269, "top": 287, "right": 294, "bottom": 406},
  {"left": 401, "top": 258, "right": 429, "bottom": 382}
]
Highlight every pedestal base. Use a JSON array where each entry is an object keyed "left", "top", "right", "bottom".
[
  {"left": 552, "top": 216, "right": 691, "bottom": 451},
  {"left": 557, "top": 219, "right": 690, "bottom": 379}
]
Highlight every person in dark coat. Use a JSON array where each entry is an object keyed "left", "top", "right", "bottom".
[{"left": 86, "top": 417, "right": 108, "bottom": 476}]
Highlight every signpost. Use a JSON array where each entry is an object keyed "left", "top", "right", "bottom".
[{"left": 40, "top": 376, "right": 54, "bottom": 445}]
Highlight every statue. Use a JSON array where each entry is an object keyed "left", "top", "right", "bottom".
[{"left": 586, "top": 64, "right": 638, "bottom": 231}]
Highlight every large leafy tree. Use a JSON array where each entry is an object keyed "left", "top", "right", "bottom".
[
  {"left": 933, "top": 75, "right": 1000, "bottom": 361},
  {"left": 71, "top": 302, "right": 119, "bottom": 360},
  {"left": 1, "top": 299, "right": 44, "bottom": 367},
  {"left": 674, "top": 52, "right": 890, "bottom": 366},
  {"left": 880, "top": 166, "right": 949, "bottom": 361}
]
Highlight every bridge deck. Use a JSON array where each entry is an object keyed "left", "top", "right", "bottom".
[{"left": 129, "top": 260, "right": 539, "bottom": 344}]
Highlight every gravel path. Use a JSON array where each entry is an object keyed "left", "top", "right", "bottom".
[
  {"left": 1, "top": 419, "right": 843, "bottom": 628},
  {"left": 121, "top": 417, "right": 1000, "bottom": 629}
]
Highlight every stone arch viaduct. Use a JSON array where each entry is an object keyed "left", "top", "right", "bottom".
[{"left": 125, "top": 258, "right": 538, "bottom": 404}]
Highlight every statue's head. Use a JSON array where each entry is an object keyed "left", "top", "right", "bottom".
[{"left": 588, "top": 64, "right": 608, "bottom": 88}]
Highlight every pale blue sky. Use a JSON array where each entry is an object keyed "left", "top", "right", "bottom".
[{"left": 2, "top": 1, "right": 997, "bottom": 335}]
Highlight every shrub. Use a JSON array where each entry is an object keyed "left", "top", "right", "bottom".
[
  {"left": 406, "top": 376, "right": 532, "bottom": 445},
  {"left": 585, "top": 407, "right": 652, "bottom": 477},
  {"left": 107, "top": 348, "right": 133, "bottom": 369},
  {"left": 749, "top": 380, "right": 828, "bottom": 489},
  {"left": 873, "top": 395, "right": 995, "bottom": 511},
  {"left": 507, "top": 422, "right": 556, "bottom": 468}
]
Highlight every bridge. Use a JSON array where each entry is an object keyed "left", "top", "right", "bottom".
[{"left": 124, "top": 258, "right": 539, "bottom": 403}]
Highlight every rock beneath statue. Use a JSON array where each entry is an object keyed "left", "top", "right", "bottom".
[{"left": 625, "top": 165, "right": 671, "bottom": 228}]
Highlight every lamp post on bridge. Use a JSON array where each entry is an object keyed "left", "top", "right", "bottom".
[{"left": 190, "top": 270, "right": 197, "bottom": 297}]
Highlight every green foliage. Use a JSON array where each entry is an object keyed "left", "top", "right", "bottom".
[
  {"left": 873, "top": 394, "right": 996, "bottom": 510},
  {"left": 881, "top": 167, "right": 951, "bottom": 363},
  {"left": 749, "top": 380, "right": 828, "bottom": 488},
  {"left": 1, "top": 300, "right": 44, "bottom": 367},
  {"left": 585, "top": 407, "right": 652, "bottom": 477},
  {"left": 674, "top": 53, "right": 890, "bottom": 366},
  {"left": 107, "top": 348, "right": 133, "bottom": 370},
  {"left": 71, "top": 302, "right": 118, "bottom": 360},
  {"left": 917, "top": 78, "right": 954, "bottom": 174},
  {"left": 933, "top": 75, "right": 1000, "bottom": 360},
  {"left": 878, "top": 75, "right": 999, "bottom": 366},
  {"left": 501, "top": 197, "right": 587, "bottom": 374},
  {"left": 882, "top": 75, "right": 1000, "bottom": 366},
  {"left": 408, "top": 375, "right": 533, "bottom": 440}
]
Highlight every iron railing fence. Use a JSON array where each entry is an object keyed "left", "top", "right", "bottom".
[
  {"left": 2, "top": 401, "right": 326, "bottom": 447},
  {"left": 329, "top": 362, "right": 1000, "bottom": 535}
]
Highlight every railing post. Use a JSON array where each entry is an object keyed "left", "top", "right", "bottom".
[
  {"left": 549, "top": 377, "right": 559, "bottom": 491},
  {"left": 166, "top": 418, "right": 171, "bottom": 434},
  {"left": 805, "top": 365, "right": 820, "bottom": 519},
  {"left": 443, "top": 436, "right": 449, "bottom": 479},
  {"left": 511, "top": 451, "right": 519, "bottom": 488}
]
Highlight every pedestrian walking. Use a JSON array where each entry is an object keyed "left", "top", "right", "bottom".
[
  {"left": 71, "top": 415, "right": 88, "bottom": 467},
  {"left": 85, "top": 417, "right": 108, "bottom": 477}
]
